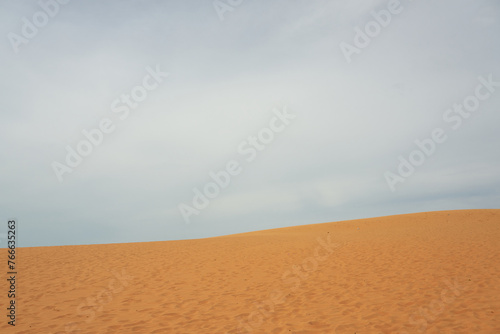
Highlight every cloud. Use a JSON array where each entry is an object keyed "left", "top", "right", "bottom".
[{"left": 1, "top": 0, "right": 499, "bottom": 246}]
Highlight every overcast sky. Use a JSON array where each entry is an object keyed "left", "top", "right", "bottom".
[{"left": 1, "top": 0, "right": 499, "bottom": 247}]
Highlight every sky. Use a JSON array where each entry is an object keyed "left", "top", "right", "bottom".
[{"left": 1, "top": 0, "right": 499, "bottom": 248}]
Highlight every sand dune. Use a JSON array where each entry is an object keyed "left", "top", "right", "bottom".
[{"left": 2, "top": 209, "right": 500, "bottom": 333}]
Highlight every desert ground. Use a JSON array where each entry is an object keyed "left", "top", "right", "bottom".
[{"left": 2, "top": 209, "right": 499, "bottom": 333}]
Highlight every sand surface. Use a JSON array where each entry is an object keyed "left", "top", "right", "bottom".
[{"left": 2, "top": 209, "right": 499, "bottom": 333}]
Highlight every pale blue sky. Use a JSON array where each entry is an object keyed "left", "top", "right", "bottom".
[{"left": 1, "top": 0, "right": 499, "bottom": 247}]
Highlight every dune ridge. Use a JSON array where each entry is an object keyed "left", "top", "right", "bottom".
[{"left": 2, "top": 209, "right": 499, "bottom": 333}]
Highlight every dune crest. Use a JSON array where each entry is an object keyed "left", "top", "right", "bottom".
[{"left": 3, "top": 209, "right": 499, "bottom": 333}]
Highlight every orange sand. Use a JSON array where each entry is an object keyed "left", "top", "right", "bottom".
[{"left": 2, "top": 209, "right": 499, "bottom": 333}]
